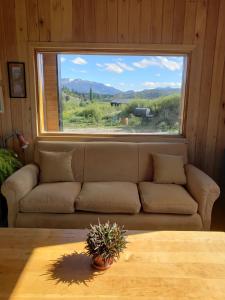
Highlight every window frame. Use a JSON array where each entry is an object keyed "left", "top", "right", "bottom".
[{"left": 28, "top": 42, "right": 194, "bottom": 141}]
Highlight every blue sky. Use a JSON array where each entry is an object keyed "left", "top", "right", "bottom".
[{"left": 59, "top": 54, "right": 185, "bottom": 92}]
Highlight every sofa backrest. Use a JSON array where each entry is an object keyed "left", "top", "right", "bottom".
[{"left": 34, "top": 141, "right": 188, "bottom": 183}]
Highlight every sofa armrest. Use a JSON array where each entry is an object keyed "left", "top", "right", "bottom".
[
  {"left": 1, "top": 164, "right": 39, "bottom": 227},
  {"left": 185, "top": 164, "right": 220, "bottom": 230}
]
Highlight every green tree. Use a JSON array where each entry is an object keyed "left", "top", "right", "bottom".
[{"left": 89, "top": 88, "right": 93, "bottom": 102}]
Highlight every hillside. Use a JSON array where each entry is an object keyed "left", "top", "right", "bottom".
[
  {"left": 61, "top": 78, "right": 181, "bottom": 99},
  {"left": 61, "top": 78, "right": 121, "bottom": 95}
]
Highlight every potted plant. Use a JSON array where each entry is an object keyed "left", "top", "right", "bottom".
[
  {"left": 0, "top": 149, "right": 22, "bottom": 226},
  {"left": 85, "top": 221, "right": 127, "bottom": 270}
]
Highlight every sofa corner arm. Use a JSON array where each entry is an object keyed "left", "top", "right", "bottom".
[
  {"left": 185, "top": 164, "right": 220, "bottom": 230},
  {"left": 1, "top": 164, "right": 39, "bottom": 227}
]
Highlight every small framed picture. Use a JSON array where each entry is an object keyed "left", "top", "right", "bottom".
[
  {"left": 0, "top": 85, "right": 4, "bottom": 113},
  {"left": 7, "top": 62, "right": 26, "bottom": 98}
]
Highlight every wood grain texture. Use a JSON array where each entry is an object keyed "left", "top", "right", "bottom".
[
  {"left": 195, "top": 0, "right": 220, "bottom": 170},
  {"left": 38, "top": 0, "right": 51, "bottom": 41},
  {"left": 204, "top": 0, "right": 225, "bottom": 176},
  {"left": 185, "top": 0, "right": 207, "bottom": 163},
  {"left": 1, "top": 228, "right": 225, "bottom": 299},
  {"left": 183, "top": 0, "right": 197, "bottom": 44},
  {"left": 0, "top": 0, "right": 225, "bottom": 182},
  {"left": 26, "top": 0, "right": 39, "bottom": 41},
  {"left": 43, "top": 53, "right": 59, "bottom": 131},
  {"left": 162, "top": 0, "right": 175, "bottom": 43},
  {"left": 172, "top": 0, "right": 186, "bottom": 43},
  {"left": 118, "top": 0, "right": 129, "bottom": 43}
]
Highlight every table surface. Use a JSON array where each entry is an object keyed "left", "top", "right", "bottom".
[{"left": 0, "top": 228, "right": 225, "bottom": 300}]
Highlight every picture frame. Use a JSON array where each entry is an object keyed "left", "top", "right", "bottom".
[
  {"left": 0, "top": 80, "right": 4, "bottom": 113},
  {"left": 7, "top": 62, "right": 26, "bottom": 98}
]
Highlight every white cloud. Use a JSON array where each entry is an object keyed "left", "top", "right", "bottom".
[
  {"left": 96, "top": 61, "right": 134, "bottom": 73},
  {"left": 117, "top": 62, "right": 134, "bottom": 71},
  {"left": 104, "top": 63, "right": 124, "bottom": 74},
  {"left": 60, "top": 57, "right": 66, "bottom": 63},
  {"left": 72, "top": 57, "right": 87, "bottom": 65},
  {"left": 133, "top": 58, "right": 157, "bottom": 69},
  {"left": 105, "top": 83, "right": 112, "bottom": 87},
  {"left": 156, "top": 56, "right": 181, "bottom": 71},
  {"left": 143, "top": 81, "right": 181, "bottom": 89},
  {"left": 133, "top": 57, "right": 182, "bottom": 71}
]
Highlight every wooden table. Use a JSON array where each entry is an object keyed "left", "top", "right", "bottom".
[{"left": 1, "top": 228, "right": 225, "bottom": 300}]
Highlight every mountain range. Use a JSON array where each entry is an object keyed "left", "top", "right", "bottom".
[
  {"left": 61, "top": 78, "right": 181, "bottom": 99},
  {"left": 61, "top": 78, "right": 121, "bottom": 95}
]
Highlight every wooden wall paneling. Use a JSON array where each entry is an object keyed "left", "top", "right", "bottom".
[
  {"left": 161, "top": 0, "right": 174, "bottom": 43},
  {"left": 8, "top": 5, "right": 24, "bottom": 153},
  {"left": 185, "top": 0, "right": 207, "bottom": 163},
  {"left": 128, "top": 0, "right": 141, "bottom": 43},
  {"left": 72, "top": 0, "right": 84, "bottom": 42},
  {"left": 106, "top": 0, "right": 118, "bottom": 43},
  {"left": 195, "top": 0, "right": 220, "bottom": 170},
  {"left": 50, "top": 0, "right": 63, "bottom": 41},
  {"left": 0, "top": 6, "right": 5, "bottom": 138},
  {"left": 95, "top": 0, "right": 108, "bottom": 42},
  {"left": 215, "top": 62, "right": 225, "bottom": 183},
  {"left": 1, "top": 0, "right": 20, "bottom": 151},
  {"left": 183, "top": 0, "right": 197, "bottom": 44},
  {"left": 172, "top": 0, "right": 186, "bottom": 44},
  {"left": 0, "top": 2, "right": 13, "bottom": 142},
  {"left": 43, "top": 53, "right": 59, "bottom": 131},
  {"left": 38, "top": 0, "right": 51, "bottom": 41},
  {"left": 15, "top": 0, "right": 34, "bottom": 161},
  {"left": 25, "top": 0, "right": 39, "bottom": 41},
  {"left": 61, "top": 0, "right": 73, "bottom": 41},
  {"left": 139, "top": 0, "right": 152, "bottom": 44},
  {"left": 0, "top": 64, "right": 3, "bottom": 137},
  {"left": 205, "top": 0, "right": 225, "bottom": 176},
  {"left": 83, "top": 0, "right": 96, "bottom": 42},
  {"left": 150, "top": 0, "right": 163, "bottom": 43},
  {"left": 50, "top": 0, "right": 73, "bottom": 42},
  {"left": 118, "top": 0, "right": 129, "bottom": 43}
]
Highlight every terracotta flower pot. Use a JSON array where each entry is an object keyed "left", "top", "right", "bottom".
[{"left": 92, "top": 255, "right": 113, "bottom": 270}]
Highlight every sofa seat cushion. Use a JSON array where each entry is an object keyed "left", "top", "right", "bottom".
[
  {"left": 139, "top": 182, "right": 198, "bottom": 215},
  {"left": 76, "top": 182, "right": 141, "bottom": 214},
  {"left": 20, "top": 182, "right": 81, "bottom": 213}
]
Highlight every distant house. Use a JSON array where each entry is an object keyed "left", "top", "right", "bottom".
[{"left": 111, "top": 99, "right": 130, "bottom": 106}]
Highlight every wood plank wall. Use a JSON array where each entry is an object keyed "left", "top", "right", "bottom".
[
  {"left": 43, "top": 53, "right": 59, "bottom": 131},
  {"left": 0, "top": 0, "right": 225, "bottom": 182}
]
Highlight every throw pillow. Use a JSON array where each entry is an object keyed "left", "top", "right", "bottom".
[
  {"left": 39, "top": 151, "right": 74, "bottom": 183},
  {"left": 152, "top": 153, "right": 186, "bottom": 184}
]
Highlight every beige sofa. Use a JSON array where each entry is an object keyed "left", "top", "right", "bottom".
[{"left": 1, "top": 141, "right": 220, "bottom": 230}]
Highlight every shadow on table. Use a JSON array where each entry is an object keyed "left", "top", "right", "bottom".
[{"left": 45, "top": 252, "right": 100, "bottom": 286}]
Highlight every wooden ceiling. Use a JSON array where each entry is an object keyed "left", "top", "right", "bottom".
[{"left": 0, "top": 0, "right": 225, "bottom": 181}]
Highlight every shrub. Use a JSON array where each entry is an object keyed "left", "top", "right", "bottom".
[{"left": 0, "top": 149, "right": 22, "bottom": 185}]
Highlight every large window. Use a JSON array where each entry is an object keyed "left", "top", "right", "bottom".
[{"left": 37, "top": 52, "right": 187, "bottom": 135}]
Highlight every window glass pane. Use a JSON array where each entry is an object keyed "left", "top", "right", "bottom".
[{"left": 39, "top": 53, "right": 187, "bottom": 135}]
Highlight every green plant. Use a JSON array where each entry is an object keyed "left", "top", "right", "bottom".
[
  {"left": 85, "top": 221, "right": 127, "bottom": 260},
  {"left": 0, "top": 149, "right": 22, "bottom": 185}
]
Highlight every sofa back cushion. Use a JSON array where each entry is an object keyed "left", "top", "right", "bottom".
[
  {"left": 34, "top": 141, "right": 188, "bottom": 183},
  {"left": 84, "top": 142, "right": 138, "bottom": 182}
]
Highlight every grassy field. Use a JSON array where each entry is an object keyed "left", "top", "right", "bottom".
[{"left": 62, "top": 90, "right": 181, "bottom": 134}]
